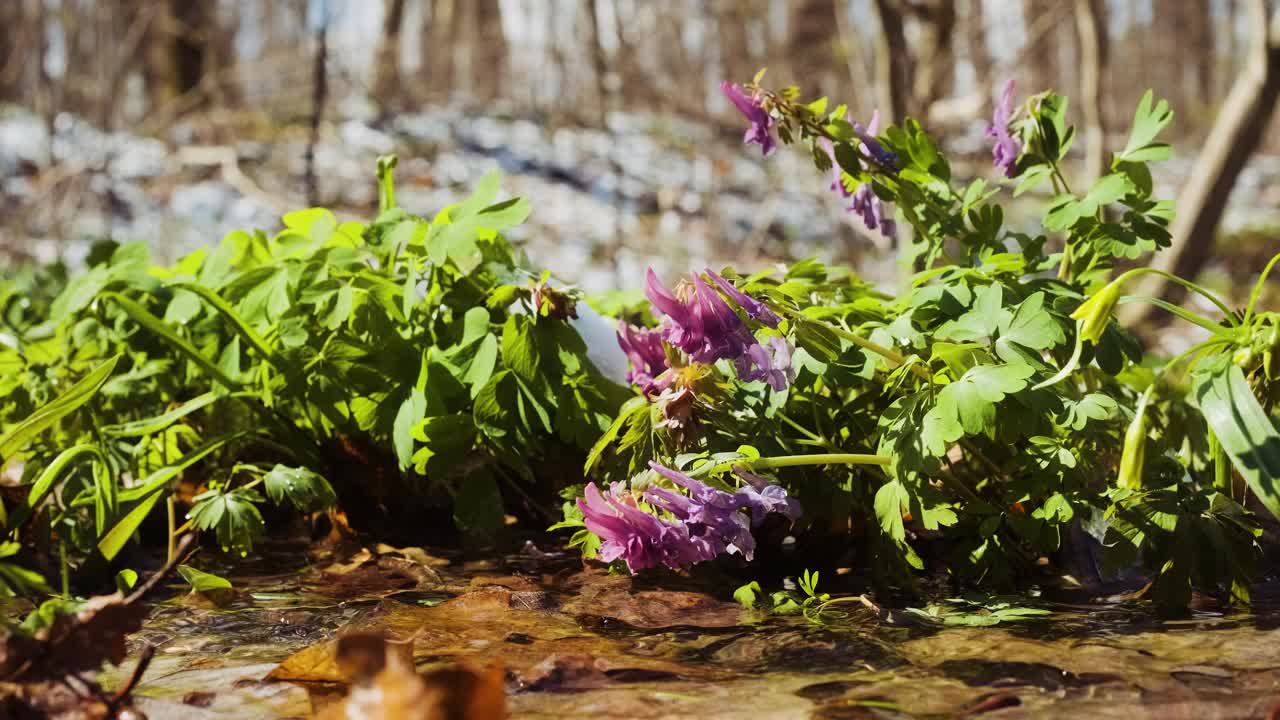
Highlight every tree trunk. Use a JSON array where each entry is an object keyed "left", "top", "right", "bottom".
[
  {"left": 304, "top": 15, "right": 329, "bottom": 208},
  {"left": 143, "top": 0, "right": 210, "bottom": 111},
  {"left": 372, "top": 0, "right": 407, "bottom": 117},
  {"left": 963, "top": 0, "right": 991, "bottom": 86},
  {"left": 1186, "top": 0, "right": 1215, "bottom": 117},
  {"left": 910, "top": 0, "right": 956, "bottom": 122},
  {"left": 871, "top": 0, "right": 909, "bottom": 124},
  {"left": 0, "top": 0, "right": 27, "bottom": 102},
  {"left": 788, "top": 0, "right": 840, "bottom": 98},
  {"left": 472, "top": 0, "right": 507, "bottom": 101},
  {"left": 423, "top": 0, "right": 458, "bottom": 101},
  {"left": 1131, "top": 0, "right": 1280, "bottom": 321},
  {"left": 1022, "top": 0, "right": 1061, "bottom": 93},
  {"left": 1074, "top": 0, "right": 1108, "bottom": 184},
  {"left": 716, "top": 0, "right": 756, "bottom": 86},
  {"left": 582, "top": 0, "right": 610, "bottom": 123}
]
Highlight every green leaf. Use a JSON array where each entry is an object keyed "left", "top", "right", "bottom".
[
  {"left": 410, "top": 414, "right": 477, "bottom": 477},
  {"left": 322, "top": 284, "right": 355, "bottom": 330},
  {"left": 0, "top": 542, "right": 52, "bottom": 597},
  {"left": 1193, "top": 357, "right": 1280, "bottom": 522},
  {"left": 463, "top": 334, "right": 500, "bottom": 399},
  {"left": 101, "top": 391, "right": 222, "bottom": 437},
  {"left": 501, "top": 316, "right": 539, "bottom": 383},
  {"left": 996, "top": 292, "right": 1065, "bottom": 362},
  {"left": 733, "top": 581, "right": 762, "bottom": 610},
  {"left": 177, "top": 565, "right": 234, "bottom": 604},
  {"left": 263, "top": 465, "right": 337, "bottom": 512},
  {"left": 1119, "top": 90, "right": 1173, "bottom": 162},
  {"left": 103, "top": 292, "right": 237, "bottom": 387},
  {"left": 114, "top": 569, "right": 138, "bottom": 594},
  {"left": 98, "top": 488, "right": 166, "bottom": 561},
  {"left": 922, "top": 363, "right": 1035, "bottom": 455},
  {"left": 393, "top": 389, "right": 427, "bottom": 470},
  {"left": 187, "top": 488, "right": 266, "bottom": 557},
  {"left": 1061, "top": 393, "right": 1118, "bottom": 431},
  {"left": 937, "top": 284, "right": 1008, "bottom": 343},
  {"left": 0, "top": 354, "right": 119, "bottom": 460},
  {"left": 874, "top": 480, "right": 910, "bottom": 541}
]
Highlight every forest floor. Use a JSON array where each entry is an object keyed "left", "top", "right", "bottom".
[{"left": 78, "top": 537, "right": 1280, "bottom": 719}]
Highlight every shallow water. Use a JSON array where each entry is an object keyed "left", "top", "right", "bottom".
[{"left": 99, "top": 540, "right": 1280, "bottom": 719}]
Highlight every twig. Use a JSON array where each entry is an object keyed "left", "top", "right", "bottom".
[
  {"left": 126, "top": 533, "right": 197, "bottom": 604},
  {"left": 106, "top": 644, "right": 155, "bottom": 712}
]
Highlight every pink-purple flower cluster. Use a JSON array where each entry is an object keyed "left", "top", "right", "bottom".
[
  {"left": 576, "top": 462, "right": 801, "bottom": 574},
  {"left": 987, "top": 80, "right": 1021, "bottom": 177},
  {"left": 820, "top": 111, "right": 897, "bottom": 242},
  {"left": 640, "top": 268, "right": 794, "bottom": 391},
  {"left": 720, "top": 81, "right": 777, "bottom": 157}
]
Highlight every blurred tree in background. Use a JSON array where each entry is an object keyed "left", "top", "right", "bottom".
[{"left": 0, "top": 0, "right": 1277, "bottom": 309}]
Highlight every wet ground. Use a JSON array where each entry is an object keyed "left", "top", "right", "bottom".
[{"left": 96, "top": 539, "right": 1280, "bottom": 719}]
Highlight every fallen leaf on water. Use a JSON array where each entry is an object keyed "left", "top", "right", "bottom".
[
  {"left": 0, "top": 538, "right": 192, "bottom": 718},
  {"left": 312, "top": 631, "right": 505, "bottom": 720},
  {"left": 269, "top": 588, "right": 713, "bottom": 686}
]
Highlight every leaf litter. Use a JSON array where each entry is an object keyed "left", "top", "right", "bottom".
[{"left": 67, "top": 540, "right": 1280, "bottom": 719}]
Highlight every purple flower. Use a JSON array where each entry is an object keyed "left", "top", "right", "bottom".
[
  {"left": 820, "top": 137, "right": 854, "bottom": 199},
  {"left": 645, "top": 268, "right": 795, "bottom": 389},
  {"left": 577, "top": 482, "right": 713, "bottom": 573},
  {"left": 853, "top": 110, "right": 898, "bottom": 170},
  {"left": 616, "top": 321, "right": 669, "bottom": 393},
  {"left": 576, "top": 463, "right": 802, "bottom": 574},
  {"left": 704, "top": 268, "right": 781, "bottom": 328},
  {"left": 819, "top": 112, "right": 897, "bottom": 242},
  {"left": 732, "top": 466, "right": 802, "bottom": 525},
  {"left": 647, "top": 462, "right": 758, "bottom": 560},
  {"left": 761, "top": 336, "right": 796, "bottom": 391},
  {"left": 986, "top": 80, "right": 1021, "bottom": 178},
  {"left": 850, "top": 183, "right": 897, "bottom": 242},
  {"left": 720, "top": 81, "right": 776, "bottom": 157},
  {"left": 646, "top": 269, "right": 755, "bottom": 364},
  {"left": 733, "top": 336, "right": 795, "bottom": 391}
]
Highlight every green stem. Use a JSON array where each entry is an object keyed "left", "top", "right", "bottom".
[
  {"left": 1114, "top": 267, "right": 1237, "bottom": 326},
  {"left": 1116, "top": 296, "right": 1237, "bottom": 337},
  {"left": 1243, "top": 251, "right": 1280, "bottom": 326},
  {"left": 735, "top": 453, "right": 891, "bottom": 471},
  {"left": 776, "top": 304, "right": 933, "bottom": 383},
  {"left": 166, "top": 495, "right": 176, "bottom": 565},
  {"left": 778, "top": 412, "right": 830, "bottom": 448},
  {"left": 59, "top": 540, "right": 70, "bottom": 598}
]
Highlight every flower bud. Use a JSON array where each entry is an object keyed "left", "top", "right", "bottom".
[
  {"left": 1117, "top": 390, "right": 1152, "bottom": 490},
  {"left": 1070, "top": 279, "right": 1123, "bottom": 345}
]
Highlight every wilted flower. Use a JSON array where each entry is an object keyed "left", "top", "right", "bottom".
[
  {"left": 987, "top": 79, "right": 1021, "bottom": 178},
  {"left": 720, "top": 81, "right": 776, "bottom": 157},
  {"left": 616, "top": 321, "right": 669, "bottom": 392},
  {"left": 655, "top": 386, "right": 699, "bottom": 444},
  {"left": 704, "top": 268, "right": 781, "bottom": 328},
  {"left": 528, "top": 277, "right": 578, "bottom": 319}
]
